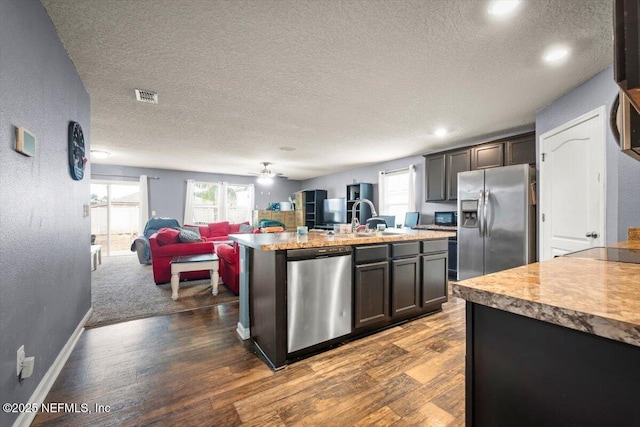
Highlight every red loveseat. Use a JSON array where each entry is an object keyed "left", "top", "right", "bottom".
[
  {"left": 184, "top": 221, "right": 250, "bottom": 243},
  {"left": 149, "top": 228, "right": 215, "bottom": 284}
]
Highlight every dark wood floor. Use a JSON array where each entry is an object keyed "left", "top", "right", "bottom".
[{"left": 32, "top": 293, "right": 466, "bottom": 426}]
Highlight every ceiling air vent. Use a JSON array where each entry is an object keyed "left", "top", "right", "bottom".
[{"left": 134, "top": 89, "right": 158, "bottom": 104}]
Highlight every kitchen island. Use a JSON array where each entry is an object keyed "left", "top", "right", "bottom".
[
  {"left": 231, "top": 229, "right": 455, "bottom": 370},
  {"left": 452, "top": 241, "right": 640, "bottom": 426}
]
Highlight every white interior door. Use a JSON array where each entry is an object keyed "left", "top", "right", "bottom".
[{"left": 540, "top": 106, "right": 606, "bottom": 260}]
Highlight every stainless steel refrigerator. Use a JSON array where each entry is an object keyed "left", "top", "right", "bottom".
[{"left": 457, "top": 164, "right": 536, "bottom": 281}]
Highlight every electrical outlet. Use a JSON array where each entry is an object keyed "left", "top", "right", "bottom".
[
  {"left": 83, "top": 204, "right": 90, "bottom": 217},
  {"left": 151, "top": 210, "right": 156, "bottom": 216},
  {"left": 16, "top": 345, "right": 25, "bottom": 376}
]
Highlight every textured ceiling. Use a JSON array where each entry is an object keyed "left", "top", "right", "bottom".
[{"left": 42, "top": 0, "right": 613, "bottom": 180}]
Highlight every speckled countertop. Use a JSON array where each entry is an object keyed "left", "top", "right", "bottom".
[
  {"left": 453, "top": 242, "right": 640, "bottom": 347},
  {"left": 230, "top": 229, "right": 455, "bottom": 250},
  {"left": 414, "top": 224, "right": 458, "bottom": 231}
]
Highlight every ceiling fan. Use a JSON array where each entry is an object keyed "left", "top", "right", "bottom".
[{"left": 249, "top": 162, "right": 286, "bottom": 184}]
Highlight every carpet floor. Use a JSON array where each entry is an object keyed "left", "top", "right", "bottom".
[{"left": 86, "top": 255, "right": 238, "bottom": 328}]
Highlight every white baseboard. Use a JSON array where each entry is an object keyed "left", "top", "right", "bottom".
[
  {"left": 13, "top": 307, "right": 93, "bottom": 427},
  {"left": 236, "top": 321, "right": 250, "bottom": 340}
]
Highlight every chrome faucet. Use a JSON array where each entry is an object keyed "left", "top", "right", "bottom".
[{"left": 351, "top": 199, "right": 378, "bottom": 231}]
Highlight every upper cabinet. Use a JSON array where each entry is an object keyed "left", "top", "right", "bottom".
[
  {"left": 471, "top": 143, "right": 504, "bottom": 170},
  {"left": 505, "top": 133, "right": 536, "bottom": 166},
  {"left": 424, "top": 132, "right": 535, "bottom": 202},
  {"left": 446, "top": 149, "right": 471, "bottom": 200},
  {"left": 425, "top": 154, "right": 446, "bottom": 201}
]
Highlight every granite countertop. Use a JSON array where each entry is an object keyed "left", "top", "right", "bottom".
[
  {"left": 414, "top": 224, "right": 458, "bottom": 231},
  {"left": 452, "top": 246, "right": 640, "bottom": 347},
  {"left": 230, "top": 229, "right": 455, "bottom": 251}
]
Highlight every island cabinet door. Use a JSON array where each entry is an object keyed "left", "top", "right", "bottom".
[
  {"left": 354, "top": 261, "right": 390, "bottom": 329},
  {"left": 391, "top": 257, "right": 421, "bottom": 318},
  {"left": 421, "top": 252, "right": 448, "bottom": 309}
]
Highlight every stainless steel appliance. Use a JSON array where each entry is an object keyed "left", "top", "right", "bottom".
[
  {"left": 611, "top": 91, "right": 640, "bottom": 161},
  {"left": 434, "top": 211, "right": 457, "bottom": 226},
  {"left": 286, "top": 246, "right": 352, "bottom": 353},
  {"left": 457, "top": 164, "right": 536, "bottom": 280}
]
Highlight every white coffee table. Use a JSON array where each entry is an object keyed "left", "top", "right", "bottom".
[{"left": 170, "top": 254, "right": 219, "bottom": 301}]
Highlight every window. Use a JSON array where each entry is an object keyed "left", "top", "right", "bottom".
[
  {"left": 226, "top": 184, "right": 253, "bottom": 224},
  {"left": 185, "top": 181, "right": 254, "bottom": 224},
  {"left": 378, "top": 165, "right": 416, "bottom": 226},
  {"left": 90, "top": 181, "right": 140, "bottom": 255},
  {"left": 191, "top": 182, "right": 220, "bottom": 224}
]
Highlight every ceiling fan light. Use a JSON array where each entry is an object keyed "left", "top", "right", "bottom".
[{"left": 257, "top": 176, "right": 273, "bottom": 185}]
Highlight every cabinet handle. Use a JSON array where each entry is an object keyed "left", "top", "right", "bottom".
[
  {"left": 484, "top": 189, "right": 490, "bottom": 237},
  {"left": 585, "top": 231, "right": 599, "bottom": 238}
]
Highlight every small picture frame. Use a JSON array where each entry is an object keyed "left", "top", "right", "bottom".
[{"left": 16, "top": 126, "right": 36, "bottom": 157}]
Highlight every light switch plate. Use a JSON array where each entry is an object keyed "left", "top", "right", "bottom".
[{"left": 17, "top": 345, "right": 25, "bottom": 376}]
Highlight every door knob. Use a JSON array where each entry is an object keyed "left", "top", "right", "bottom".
[{"left": 585, "top": 231, "right": 599, "bottom": 238}]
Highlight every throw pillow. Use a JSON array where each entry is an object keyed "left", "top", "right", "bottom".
[
  {"left": 178, "top": 229, "right": 203, "bottom": 243},
  {"left": 239, "top": 223, "right": 254, "bottom": 234},
  {"left": 155, "top": 228, "right": 181, "bottom": 246},
  {"left": 229, "top": 221, "right": 250, "bottom": 234},
  {"left": 181, "top": 226, "right": 201, "bottom": 238},
  {"left": 208, "top": 221, "right": 230, "bottom": 238}
]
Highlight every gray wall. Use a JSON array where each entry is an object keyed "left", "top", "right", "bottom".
[
  {"left": 0, "top": 1, "right": 91, "bottom": 425},
  {"left": 91, "top": 164, "right": 303, "bottom": 223},
  {"left": 535, "top": 65, "right": 640, "bottom": 243}
]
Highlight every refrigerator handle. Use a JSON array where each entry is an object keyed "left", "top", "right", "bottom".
[
  {"left": 477, "top": 190, "right": 483, "bottom": 237},
  {"left": 484, "top": 189, "right": 490, "bottom": 237}
]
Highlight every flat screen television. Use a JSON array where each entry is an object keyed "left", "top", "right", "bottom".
[{"left": 323, "top": 198, "right": 346, "bottom": 224}]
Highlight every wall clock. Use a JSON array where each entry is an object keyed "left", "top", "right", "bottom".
[{"left": 68, "top": 121, "right": 87, "bottom": 180}]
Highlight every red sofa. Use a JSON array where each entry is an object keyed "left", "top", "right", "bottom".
[
  {"left": 216, "top": 243, "right": 240, "bottom": 295},
  {"left": 184, "top": 221, "right": 250, "bottom": 242},
  {"left": 149, "top": 228, "right": 215, "bottom": 284}
]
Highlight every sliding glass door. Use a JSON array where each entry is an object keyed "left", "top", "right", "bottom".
[{"left": 90, "top": 181, "right": 141, "bottom": 256}]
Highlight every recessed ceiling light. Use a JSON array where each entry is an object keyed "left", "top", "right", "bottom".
[
  {"left": 543, "top": 47, "right": 569, "bottom": 63},
  {"left": 434, "top": 128, "right": 448, "bottom": 137},
  {"left": 90, "top": 150, "right": 110, "bottom": 159},
  {"left": 487, "top": 0, "right": 521, "bottom": 16}
]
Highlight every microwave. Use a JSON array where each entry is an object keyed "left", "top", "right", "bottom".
[{"left": 434, "top": 211, "right": 457, "bottom": 226}]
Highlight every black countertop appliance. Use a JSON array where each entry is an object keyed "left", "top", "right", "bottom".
[{"left": 434, "top": 211, "right": 457, "bottom": 227}]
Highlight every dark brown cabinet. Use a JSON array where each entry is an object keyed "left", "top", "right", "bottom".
[
  {"left": 391, "top": 257, "right": 421, "bottom": 317},
  {"left": 471, "top": 142, "right": 504, "bottom": 170},
  {"left": 425, "top": 150, "right": 470, "bottom": 202},
  {"left": 425, "top": 132, "right": 535, "bottom": 203},
  {"left": 446, "top": 149, "right": 471, "bottom": 200},
  {"left": 505, "top": 134, "right": 536, "bottom": 166},
  {"left": 420, "top": 239, "right": 448, "bottom": 309},
  {"left": 390, "top": 242, "right": 421, "bottom": 318},
  {"left": 425, "top": 154, "right": 446, "bottom": 201},
  {"left": 421, "top": 252, "right": 448, "bottom": 307},
  {"left": 354, "top": 261, "right": 390, "bottom": 329}
]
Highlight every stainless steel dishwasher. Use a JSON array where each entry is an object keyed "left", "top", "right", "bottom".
[{"left": 287, "top": 246, "right": 352, "bottom": 353}]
